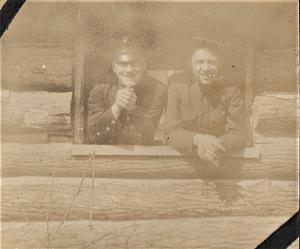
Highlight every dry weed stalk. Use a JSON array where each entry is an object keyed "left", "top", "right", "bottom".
[
  {"left": 49, "top": 153, "right": 94, "bottom": 242},
  {"left": 89, "top": 152, "right": 96, "bottom": 226}
]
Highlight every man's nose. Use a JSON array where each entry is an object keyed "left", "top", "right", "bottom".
[{"left": 202, "top": 61, "right": 210, "bottom": 71}]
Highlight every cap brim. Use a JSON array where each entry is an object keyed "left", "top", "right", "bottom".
[
  {"left": 112, "top": 47, "right": 143, "bottom": 62},
  {"left": 191, "top": 37, "right": 227, "bottom": 50}
]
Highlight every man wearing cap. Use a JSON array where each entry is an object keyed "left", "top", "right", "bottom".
[
  {"left": 87, "top": 34, "right": 167, "bottom": 145},
  {"left": 162, "top": 38, "right": 247, "bottom": 166}
]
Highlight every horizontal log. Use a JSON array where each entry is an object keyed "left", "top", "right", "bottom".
[
  {"left": 2, "top": 217, "right": 298, "bottom": 249},
  {"left": 1, "top": 132, "right": 73, "bottom": 143},
  {"left": 255, "top": 49, "right": 297, "bottom": 92},
  {"left": 249, "top": 135, "right": 298, "bottom": 179},
  {"left": 1, "top": 91, "right": 72, "bottom": 134},
  {"left": 1, "top": 43, "right": 73, "bottom": 91},
  {"left": 253, "top": 93, "right": 297, "bottom": 134},
  {"left": 1, "top": 177, "right": 297, "bottom": 221},
  {"left": 1, "top": 132, "right": 49, "bottom": 143},
  {"left": 1, "top": 137, "right": 297, "bottom": 180},
  {"left": 71, "top": 145, "right": 260, "bottom": 158},
  {"left": 47, "top": 132, "right": 73, "bottom": 143}
]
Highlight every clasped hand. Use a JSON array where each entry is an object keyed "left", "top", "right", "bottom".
[
  {"left": 112, "top": 88, "right": 137, "bottom": 118},
  {"left": 193, "top": 134, "right": 225, "bottom": 166}
]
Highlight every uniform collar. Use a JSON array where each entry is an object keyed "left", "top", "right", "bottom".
[
  {"left": 189, "top": 75, "right": 225, "bottom": 107},
  {"left": 133, "top": 74, "right": 152, "bottom": 94},
  {"left": 190, "top": 75, "right": 223, "bottom": 97}
]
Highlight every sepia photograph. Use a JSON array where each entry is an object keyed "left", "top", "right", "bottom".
[{"left": 0, "top": 0, "right": 299, "bottom": 248}]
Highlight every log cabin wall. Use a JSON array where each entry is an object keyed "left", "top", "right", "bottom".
[
  {"left": 1, "top": 47, "right": 297, "bottom": 142},
  {"left": 1, "top": 2, "right": 77, "bottom": 143},
  {"left": 1, "top": 2, "right": 298, "bottom": 248}
]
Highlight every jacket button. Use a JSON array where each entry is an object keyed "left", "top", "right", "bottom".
[
  {"left": 127, "top": 116, "right": 131, "bottom": 121},
  {"left": 97, "top": 132, "right": 101, "bottom": 136},
  {"left": 106, "top": 127, "right": 110, "bottom": 131},
  {"left": 112, "top": 120, "right": 116, "bottom": 124}
]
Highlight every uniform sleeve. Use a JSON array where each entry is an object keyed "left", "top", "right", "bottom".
[
  {"left": 219, "top": 85, "right": 248, "bottom": 152},
  {"left": 138, "top": 83, "right": 167, "bottom": 144},
  {"left": 87, "top": 85, "right": 121, "bottom": 144},
  {"left": 161, "top": 82, "right": 196, "bottom": 152}
]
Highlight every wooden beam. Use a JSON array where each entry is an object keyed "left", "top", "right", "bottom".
[
  {"left": 1, "top": 177, "right": 297, "bottom": 221},
  {"left": 73, "top": 11, "right": 85, "bottom": 144},
  {"left": 2, "top": 217, "right": 298, "bottom": 249},
  {"left": 1, "top": 138, "right": 297, "bottom": 179},
  {"left": 71, "top": 145, "right": 260, "bottom": 158}
]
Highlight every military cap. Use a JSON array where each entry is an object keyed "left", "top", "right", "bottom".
[
  {"left": 189, "top": 36, "right": 242, "bottom": 72},
  {"left": 189, "top": 37, "right": 229, "bottom": 61},
  {"left": 109, "top": 32, "right": 145, "bottom": 62}
]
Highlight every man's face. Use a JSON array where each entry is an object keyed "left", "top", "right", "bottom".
[
  {"left": 191, "top": 49, "right": 221, "bottom": 85},
  {"left": 112, "top": 53, "right": 146, "bottom": 88}
]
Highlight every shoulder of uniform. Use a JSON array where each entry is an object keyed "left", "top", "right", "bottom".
[
  {"left": 168, "top": 71, "right": 193, "bottom": 86},
  {"left": 90, "top": 83, "right": 112, "bottom": 93},
  {"left": 145, "top": 74, "right": 167, "bottom": 92},
  {"left": 89, "top": 83, "right": 113, "bottom": 99},
  {"left": 146, "top": 74, "right": 165, "bottom": 86},
  {"left": 223, "top": 83, "right": 242, "bottom": 94},
  {"left": 220, "top": 83, "right": 243, "bottom": 101}
]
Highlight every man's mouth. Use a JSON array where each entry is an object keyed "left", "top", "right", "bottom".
[
  {"left": 119, "top": 73, "right": 140, "bottom": 86},
  {"left": 198, "top": 72, "right": 216, "bottom": 79},
  {"left": 121, "top": 75, "right": 134, "bottom": 79},
  {"left": 121, "top": 72, "right": 138, "bottom": 78}
]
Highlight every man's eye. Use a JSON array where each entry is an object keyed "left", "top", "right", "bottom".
[
  {"left": 117, "top": 62, "right": 127, "bottom": 67},
  {"left": 132, "top": 61, "right": 142, "bottom": 67},
  {"left": 195, "top": 60, "right": 217, "bottom": 66},
  {"left": 117, "top": 61, "right": 140, "bottom": 68},
  {"left": 208, "top": 61, "right": 217, "bottom": 65}
]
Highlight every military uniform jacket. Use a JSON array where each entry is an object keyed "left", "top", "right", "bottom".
[
  {"left": 87, "top": 74, "right": 167, "bottom": 145},
  {"left": 162, "top": 72, "right": 247, "bottom": 153}
]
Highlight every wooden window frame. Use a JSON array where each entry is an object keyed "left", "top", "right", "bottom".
[{"left": 72, "top": 16, "right": 256, "bottom": 153}]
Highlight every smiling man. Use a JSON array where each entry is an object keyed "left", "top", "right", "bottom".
[
  {"left": 87, "top": 33, "right": 167, "bottom": 145},
  {"left": 162, "top": 38, "right": 247, "bottom": 166}
]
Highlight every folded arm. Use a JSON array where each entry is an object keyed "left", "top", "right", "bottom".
[
  {"left": 162, "top": 83, "right": 247, "bottom": 154},
  {"left": 218, "top": 85, "right": 248, "bottom": 152}
]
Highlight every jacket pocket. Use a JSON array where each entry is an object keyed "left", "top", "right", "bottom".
[
  {"left": 182, "top": 110, "right": 197, "bottom": 121},
  {"left": 181, "top": 111, "right": 197, "bottom": 131},
  {"left": 210, "top": 110, "right": 226, "bottom": 122},
  {"left": 209, "top": 107, "right": 226, "bottom": 135}
]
